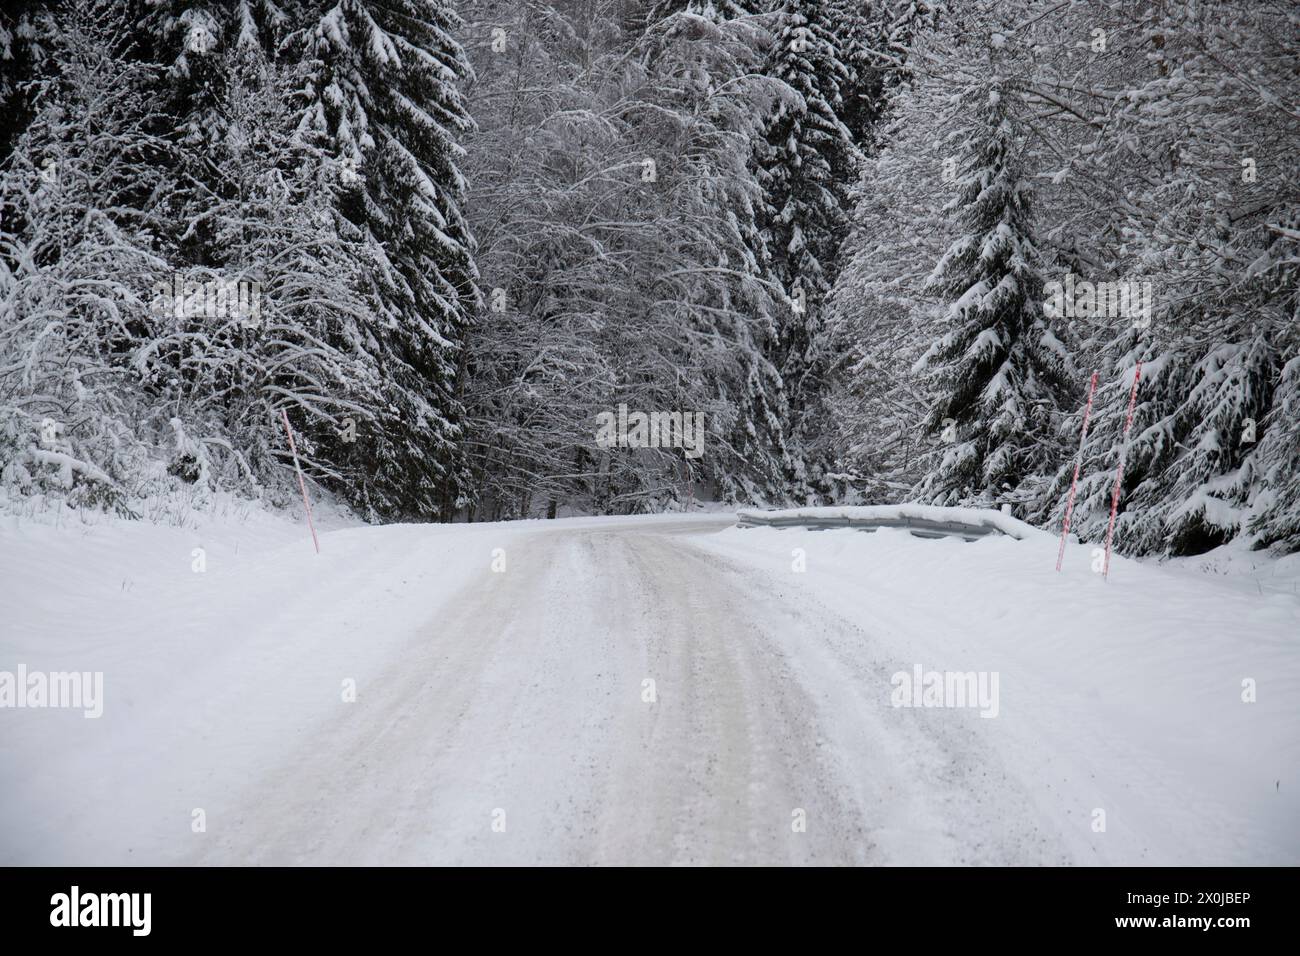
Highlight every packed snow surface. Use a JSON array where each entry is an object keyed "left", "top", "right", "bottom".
[{"left": 1, "top": 507, "right": 1296, "bottom": 864}]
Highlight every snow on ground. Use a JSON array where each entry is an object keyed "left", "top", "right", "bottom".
[
  {"left": 0, "top": 503, "right": 1296, "bottom": 865},
  {"left": 0, "top": 501, "right": 530, "bottom": 863},
  {"left": 694, "top": 520, "right": 1300, "bottom": 864}
]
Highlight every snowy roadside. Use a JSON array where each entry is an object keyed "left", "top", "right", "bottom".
[
  {"left": 2, "top": 502, "right": 1296, "bottom": 865},
  {"left": 0, "top": 503, "right": 533, "bottom": 864},
  {"left": 688, "top": 519, "right": 1300, "bottom": 865}
]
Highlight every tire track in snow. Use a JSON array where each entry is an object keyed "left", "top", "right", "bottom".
[{"left": 190, "top": 519, "right": 1065, "bottom": 864}]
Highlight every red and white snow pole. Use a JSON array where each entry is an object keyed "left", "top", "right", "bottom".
[
  {"left": 1102, "top": 362, "right": 1142, "bottom": 580},
  {"left": 280, "top": 408, "right": 320, "bottom": 554},
  {"left": 1056, "top": 369, "right": 1099, "bottom": 572}
]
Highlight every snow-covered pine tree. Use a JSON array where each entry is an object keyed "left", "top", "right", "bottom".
[
  {"left": 915, "top": 73, "right": 1070, "bottom": 509},
  {"left": 1, "top": 0, "right": 476, "bottom": 520},
  {"left": 759, "top": 0, "right": 857, "bottom": 311},
  {"left": 0, "top": 1, "right": 58, "bottom": 165},
  {"left": 1247, "top": 207, "right": 1300, "bottom": 553},
  {"left": 871, "top": 0, "right": 939, "bottom": 94},
  {"left": 290, "top": 0, "right": 478, "bottom": 520},
  {"left": 150, "top": 37, "right": 388, "bottom": 509},
  {"left": 646, "top": 0, "right": 758, "bottom": 22},
  {"left": 757, "top": 0, "right": 861, "bottom": 501},
  {"left": 1250, "top": 366, "right": 1300, "bottom": 553},
  {"left": 1022, "top": 0, "right": 1300, "bottom": 556},
  {"left": 129, "top": 0, "right": 291, "bottom": 171},
  {"left": 823, "top": 0, "right": 889, "bottom": 148},
  {"left": 635, "top": 4, "right": 796, "bottom": 507},
  {"left": 86, "top": 0, "right": 395, "bottom": 510}
]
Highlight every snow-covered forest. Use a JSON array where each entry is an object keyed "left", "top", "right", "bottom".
[{"left": 2, "top": 0, "right": 1297, "bottom": 559}]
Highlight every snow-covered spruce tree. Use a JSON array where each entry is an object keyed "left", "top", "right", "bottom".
[
  {"left": 129, "top": 0, "right": 295, "bottom": 210},
  {"left": 757, "top": 0, "right": 861, "bottom": 501},
  {"left": 758, "top": 0, "right": 858, "bottom": 304},
  {"left": 1250, "top": 364, "right": 1300, "bottom": 553},
  {"left": 634, "top": 6, "right": 796, "bottom": 507},
  {"left": 824, "top": 0, "right": 935, "bottom": 149},
  {"left": 288, "top": 0, "right": 479, "bottom": 520},
  {"left": 1021, "top": 0, "right": 1300, "bottom": 555},
  {"left": 0, "top": 1, "right": 454, "bottom": 519},
  {"left": 1247, "top": 207, "right": 1300, "bottom": 553},
  {"left": 93, "top": 2, "right": 397, "bottom": 512},
  {"left": 0, "top": 2, "right": 59, "bottom": 165},
  {"left": 646, "top": 0, "right": 758, "bottom": 22},
  {"left": 870, "top": 0, "right": 940, "bottom": 94},
  {"left": 914, "top": 75, "right": 1070, "bottom": 509},
  {"left": 146, "top": 39, "right": 388, "bottom": 509}
]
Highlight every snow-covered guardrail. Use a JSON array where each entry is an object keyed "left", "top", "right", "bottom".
[{"left": 735, "top": 505, "right": 1040, "bottom": 542}]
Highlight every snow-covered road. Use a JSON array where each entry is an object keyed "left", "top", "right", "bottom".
[
  {"left": 2, "top": 510, "right": 1296, "bottom": 865},
  {"left": 185, "top": 518, "right": 1053, "bottom": 865}
]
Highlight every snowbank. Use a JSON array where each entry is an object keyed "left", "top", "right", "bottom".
[
  {"left": 0, "top": 504, "right": 531, "bottom": 864},
  {"left": 692, "top": 519, "right": 1300, "bottom": 864}
]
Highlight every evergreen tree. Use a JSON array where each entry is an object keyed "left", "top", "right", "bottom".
[
  {"left": 157, "top": 37, "right": 388, "bottom": 508},
  {"left": 756, "top": 0, "right": 860, "bottom": 500},
  {"left": 1023, "top": 0, "right": 1300, "bottom": 555},
  {"left": 646, "top": 0, "right": 759, "bottom": 24},
  {"left": 1248, "top": 209, "right": 1300, "bottom": 553},
  {"left": 915, "top": 76, "right": 1069, "bottom": 508},
  {"left": 823, "top": 0, "right": 883, "bottom": 147},
  {"left": 291, "top": 0, "right": 479, "bottom": 520},
  {"left": 759, "top": 0, "right": 857, "bottom": 305},
  {"left": 0, "top": 1, "right": 59, "bottom": 165}
]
